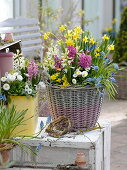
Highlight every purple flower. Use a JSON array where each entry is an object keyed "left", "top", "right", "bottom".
[
  {"left": 79, "top": 52, "right": 92, "bottom": 68},
  {"left": 54, "top": 55, "right": 63, "bottom": 69},
  {"left": 28, "top": 60, "right": 39, "bottom": 80},
  {"left": 67, "top": 46, "right": 76, "bottom": 60}
]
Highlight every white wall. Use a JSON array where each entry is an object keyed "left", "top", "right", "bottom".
[
  {"left": 0, "top": 0, "right": 13, "bottom": 22},
  {"left": 84, "top": 0, "right": 113, "bottom": 39}
]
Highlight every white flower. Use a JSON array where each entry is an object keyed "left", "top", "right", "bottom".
[
  {"left": 82, "top": 71, "right": 88, "bottom": 78},
  {"left": 72, "top": 79, "right": 77, "bottom": 84},
  {"left": 85, "top": 67, "right": 90, "bottom": 71},
  {"left": 25, "top": 85, "right": 29, "bottom": 91},
  {"left": 13, "top": 72, "right": 19, "bottom": 76},
  {"left": 73, "top": 73, "right": 78, "bottom": 78},
  {"left": 64, "top": 69, "right": 68, "bottom": 73},
  {"left": 76, "top": 71, "right": 82, "bottom": 75},
  {"left": 68, "top": 60, "right": 72, "bottom": 65},
  {"left": 38, "top": 82, "right": 46, "bottom": 89},
  {"left": 1, "top": 77, "right": 7, "bottom": 82},
  {"left": 28, "top": 88, "right": 32, "bottom": 94},
  {"left": 17, "top": 75, "right": 23, "bottom": 81},
  {"left": 3, "top": 83, "right": 10, "bottom": 91},
  {"left": 7, "top": 74, "right": 16, "bottom": 81}
]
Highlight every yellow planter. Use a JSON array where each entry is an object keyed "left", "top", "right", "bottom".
[{"left": 8, "top": 96, "right": 38, "bottom": 136}]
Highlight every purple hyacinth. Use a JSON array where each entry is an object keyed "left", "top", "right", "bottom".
[
  {"left": 79, "top": 52, "right": 92, "bottom": 68},
  {"left": 67, "top": 46, "right": 76, "bottom": 60},
  {"left": 28, "top": 60, "right": 39, "bottom": 80},
  {"left": 54, "top": 55, "right": 63, "bottom": 69}
]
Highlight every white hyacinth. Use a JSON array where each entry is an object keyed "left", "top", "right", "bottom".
[
  {"left": 3, "top": 83, "right": 10, "bottom": 91},
  {"left": 82, "top": 71, "right": 88, "bottom": 78},
  {"left": 17, "top": 75, "right": 23, "bottom": 81},
  {"left": 72, "top": 79, "right": 77, "bottom": 84},
  {"left": 1, "top": 77, "right": 7, "bottom": 82}
]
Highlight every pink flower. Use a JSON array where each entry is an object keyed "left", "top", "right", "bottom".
[
  {"left": 54, "top": 55, "right": 63, "bottom": 69},
  {"left": 28, "top": 60, "right": 39, "bottom": 80},
  {"left": 67, "top": 46, "right": 76, "bottom": 60},
  {"left": 79, "top": 52, "right": 92, "bottom": 68}
]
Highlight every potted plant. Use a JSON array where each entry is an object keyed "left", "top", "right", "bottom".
[
  {"left": 1, "top": 51, "right": 41, "bottom": 136},
  {"left": 43, "top": 25, "right": 119, "bottom": 131},
  {"left": 113, "top": 7, "right": 127, "bottom": 99},
  {"left": 0, "top": 95, "right": 36, "bottom": 168}
]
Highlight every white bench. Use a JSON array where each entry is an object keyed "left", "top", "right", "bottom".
[
  {"left": 0, "top": 17, "right": 43, "bottom": 60},
  {"left": 10, "top": 117, "right": 111, "bottom": 170}
]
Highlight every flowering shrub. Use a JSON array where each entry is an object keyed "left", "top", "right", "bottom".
[
  {"left": 43, "top": 25, "right": 119, "bottom": 97},
  {"left": 1, "top": 51, "right": 41, "bottom": 97}
]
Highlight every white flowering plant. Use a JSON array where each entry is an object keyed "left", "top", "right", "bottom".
[
  {"left": 43, "top": 25, "right": 119, "bottom": 97},
  {"left": 1, "top": 51, "right": 41, "bottom": 97}
]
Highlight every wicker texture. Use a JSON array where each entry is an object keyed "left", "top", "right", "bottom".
[
  {"left": 115, "top": 66, "right": 127, "bottom": 99},
  {"left": 46, "top": 85, "right": 104, "bottom": 131}
]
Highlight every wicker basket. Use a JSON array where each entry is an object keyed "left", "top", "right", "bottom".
[
  {"left": 46, "top": 85, "right": 104, "bottom": 131},
  {"left": 115, "top": 64, "right": 127, "bottom": 99}
]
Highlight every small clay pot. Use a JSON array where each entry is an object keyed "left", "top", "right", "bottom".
[{"left": 0, "top": 144, "right": 13, "bottom": 168}]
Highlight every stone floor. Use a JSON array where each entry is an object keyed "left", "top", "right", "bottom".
[{"left": 99, "top": 96, "right": 127, "bottom": 170}]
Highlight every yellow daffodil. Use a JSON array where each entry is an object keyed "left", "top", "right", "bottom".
[
  {"left": 73, "top": 33, "right": 80, "bottom": 39},
  {"left": 112, "top": 18, "right": 117, "bottom": 24},
  {"left": 56, "top": 68, "right": 62, "bottom": 71},
  {"left": 74, "top": 26, "right": 82, "bottom": 33},
  {"left": 83, "top": 36, "right": 88, "bottom": 42},
  {"left": 96, "top": 48, "right": 101, "bottom": 52},
  {"left": 59, "top": 25, "right": 66, "bottom": 31},
  {"left": 67, "top": 30, "right": 73, "bottom": 37},
  {"left": 108, "top": 44, "right": 114, "bottom": 51},
  {"left": 56, "top": 78, "right": 61, "bottom": 83},
  {"left": 90, "top": 38, "right": 95, "bottom": 44},
  {"left": 60, "top": 81, "right": 70, "bottom": 88},
  {"left": 43, "top": 33, "right": 49, "bottom": 39},
  {"left": 62, "top": 75, "right": 67, "bottom": 81},
  {"left": 50, "top": 73, "right": 60, "bottom": 80},
  {"left": 95, "top": 53, "right": 100, "bottom": 57},
  {"left": 43, "top": 32, "right": 51, "bottom": 39},
  {"left": 102, "top": 34, "right": 109, "bottom": 40},
  {"left": 106, "top": 27, "right": 112, "bottom": 32},
  {"left": 66, "top": 39, "right": 75, "bottom": 46}
]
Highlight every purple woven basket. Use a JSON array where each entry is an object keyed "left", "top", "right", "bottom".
[{"left": 46, "top": 85, "right": 104, "bottom": 131}]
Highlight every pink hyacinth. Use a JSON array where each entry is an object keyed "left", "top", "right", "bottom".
[
  {"left": 67, "top": 46, "right": 76, "bottom": 60},
  {"left": 28, "top": 60, "right": 39, "bottom": 80},
  {"left": 79, "top": 52, "right": 92, "bottom": 68},
  {"left": 54, "top": 55, "right": 63, "bottom": 69}
]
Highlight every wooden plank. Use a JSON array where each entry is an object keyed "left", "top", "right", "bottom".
[
  {"left": 1, "top": 26, "right": 40, "bottom": 34},
  {"left": 14, "top": 32, "right": 41, "bottom": 40},
  {"left": 22, "top": 45, "right": 42, "bottom": 52},
  {"left": 22, "top": 39, "right": 42, "bottom": 46},
  {"left": 0, "top": 18, "right": 39, "bottom": 27}
]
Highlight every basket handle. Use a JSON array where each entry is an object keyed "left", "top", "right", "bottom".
[{"left": 119, "top": 61, "right": 127, "bottom": 66}]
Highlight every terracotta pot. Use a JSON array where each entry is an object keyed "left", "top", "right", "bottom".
[
  {"left": 0, "top": 144, "right": 12, "bottom": 168},
  {"left": 0, "top": 52, "right": 14, "bottom": 77}
]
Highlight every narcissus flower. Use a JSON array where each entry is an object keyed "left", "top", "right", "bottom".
[
  {"left": 59, "top": 25, "right": 66, "bottom": 31},
  {"left": 90, "top": 38, "right": 95, "bottom": 44},
  {"left": 108, "top": 44, "right": 114, "bottom": 50},
  {"left": 102, "top": 34, "right": 109, "bottom": 40},
  {"left": 66, "top": 39, "right": 75, "bottom": 46},
  {"left": 83, "top": 36, "right": 88, "bottom": 42}
]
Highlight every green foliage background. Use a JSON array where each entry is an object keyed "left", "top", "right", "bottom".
[{"left": 113, "top": 7, "right": 127, "bottom": 63}]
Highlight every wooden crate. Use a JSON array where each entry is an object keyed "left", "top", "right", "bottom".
[{"left": 10, "top": 118, "right": 111, "bottom": 170}]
